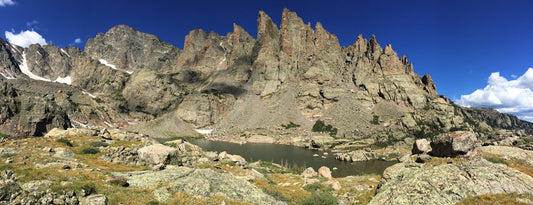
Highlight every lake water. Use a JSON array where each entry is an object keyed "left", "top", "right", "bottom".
[{"left": 189, "top": 139, "right": 396, "bottom": 178}]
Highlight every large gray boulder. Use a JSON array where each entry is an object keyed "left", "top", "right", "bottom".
[
  {"left": 369, "top": 159, "right": 533, "bottom": 205},
  {"left": 113, "top": 166, "right": 285, "bottom": 205},
  {"left": 430, "top": 131, "right": 477, "bottom": 157},
  {"left": 412, "top": 138, "right": 431, "bottom": 154},
  {"left": 137, "top": 144, "right": 178, "bottom": 165}
]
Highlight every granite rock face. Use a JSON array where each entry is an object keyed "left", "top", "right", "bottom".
[{"left": 370, "top": 159, "right": 533, "bottom": 205}]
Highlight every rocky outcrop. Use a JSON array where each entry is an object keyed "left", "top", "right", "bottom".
[
  {"left": 0, "top": 170, "right": 81, "bottom": 204},
  {"left": 370, "top": 159, "right": 533, "bottom": 205},
  {"left": 430, "top": 131, "right": 477, "bottom": 157},
  {"left": 113, "top": 166, "right": 285, "bottom": 205},
  {"left": 0, "top": 80, "right": 70, "bottom": 137},
  {"left": 335, "top": 149, "right": 378, "bottom": 162}
]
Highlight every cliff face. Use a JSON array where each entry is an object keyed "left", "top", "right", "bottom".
[{"left": 0, "top": 9, "right": 530, "bottom": 142}]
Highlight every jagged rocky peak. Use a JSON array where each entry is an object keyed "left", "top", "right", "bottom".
[
  {"left": 24, "top": 44, "right": 73, "bottom": 81},
  {"left": 85, "top": 24, "right": 181, "bottom": 72},
  {"left": 0, "top": 38, "right": 22, "bottom": 79}
]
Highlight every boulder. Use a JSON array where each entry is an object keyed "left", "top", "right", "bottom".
[
  {"left": 53, "top": 147, "right": 75, "bottom": 159},
  {"left": 412, "top": 138, "right": 431, "bottom": 154},
  {"left": 430, "top": 131, "right": 477, "bottom": 157},
  {"left": 301, "top": 167, "right": 317, "bottom": 178},
  {"left": 137, "top": 144, "right": 178, "bottom": 165},
  {"left": 81, "top": 194, "right": 107, "bottom": 205},
  {"left": 317, "top": 166, "right": 332, "bottom": 179},
  {"left": 369, "top": 159, "right": 533, "bottom": 205}
]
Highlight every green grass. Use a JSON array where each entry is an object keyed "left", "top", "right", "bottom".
[
  {"left": 485, "top": 157, "right": 508, "bottom": 165},
  {"left": 56, "top": 138, "right": 73, "bottom": 147},
  {"left": 1, "top": 153, "right": 15, "bottom": 158}
]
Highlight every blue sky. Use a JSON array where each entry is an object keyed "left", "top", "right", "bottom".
[{"left": 1, "top": 0, "right": 533, "bottom": 120}]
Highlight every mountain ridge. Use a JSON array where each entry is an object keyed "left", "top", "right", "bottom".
[{"left": 0, "top": 9, "right": 531, "bottom": 150}]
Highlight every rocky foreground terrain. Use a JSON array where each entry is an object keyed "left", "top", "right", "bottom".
[
  {"left": 0, "top": 128, "right": 532, "bottom": 204},
  {"left": 1, "top": 8, "right": 533, "bottom": 204}
]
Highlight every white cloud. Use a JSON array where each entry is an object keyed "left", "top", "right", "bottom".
[
  {"left": 5, "top": 30, "right": 48, "bottom": 47},
  {"left": 0, "top": 0, "right": 15, "bottom": 6},
  {"left": 457, "top": 68, "right": 533, "bottom": 121},
  {"left": 74, "top": 38, "right": 82, "bottom": 44}
]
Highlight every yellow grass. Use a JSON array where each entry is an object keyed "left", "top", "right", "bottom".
[{"left": 456, "top": 193, "right": 533, "bottom": 205}]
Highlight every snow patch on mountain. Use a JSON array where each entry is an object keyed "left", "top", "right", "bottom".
[{"left": 19, "top": 52, "right": 51, "bottom": 82}]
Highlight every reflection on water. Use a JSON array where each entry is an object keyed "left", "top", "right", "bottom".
[{"left": 189, "top": 139, "right": 396, "bottom": 178}]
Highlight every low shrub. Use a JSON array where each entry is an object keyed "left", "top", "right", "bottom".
[
  {"left": 281, "top": 122, "right": 301, "bottom": 129},
  {"left": 80, "top": 147, "right": 100, "bottom": 154},
  {"left": 89, "top": 141, "right": 108, "bottom": 147},
  {"left": 0, "top": 133, "right": 9, "bottom": 138},
  {"left": 312, "top": 120, "right": 338, "bottom": 137},
  {"left": 300, "top": 191, "right": 337, "bottom": 205},
  {"left": 370, "top": 115, "right": 380, "bottom": 125},
  {"left": 56, "top": 138, "right": 73, "bottom": 147}
]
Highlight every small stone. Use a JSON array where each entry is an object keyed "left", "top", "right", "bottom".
[
  {"left": 416, "top": 154, "right": 432, "bottom": 163},
  {"left": 62, "top": 164, "right": 71, "bottom": 170},
  {"left": 152, "top": 164, "right": 166, "bottom": 171},
  {"left": 332, "top": 167, "right": 338, "bottom": 170},
  {"left": 301, "top": 167, "right": 317, "bottom": 178},
  {"left": 106, "top": 176, "right": 129, "bottom": 187},
  {"left": 5, "top": 158, "right": 13, "bottom": 164},
  {"left": 313, "top": 154, "right": 319, "bottom": 157}
]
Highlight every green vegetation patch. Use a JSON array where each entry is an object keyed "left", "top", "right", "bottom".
[
  {"left": 485, "top": 157, "right": 508, "bottom": 165},
  {"left": 80, "top": 147, "right": 100, "bottom": 154},
  {"left": 370, "top": 115, "right": 380, "bottom": 125},
  {"left": 281, "top": 122, "right": 301, "bottom": 129},
  {"left": 56, "top": 138, "right": 73, "bottom": 147},
  {"left": 312, "top": 120, "right": 338, "bottom": 137},
  {"left": 301, "top": 183, "right": 337, "bottom": 205},
  {"left": 1, "top": 153, "right": 15, "bottom": 158},
  {"left": 0, "top": 133, "right": 9, "bottom": 138},
  {"left": 90, "top": 141, "right": 109, "bottom": 147}
]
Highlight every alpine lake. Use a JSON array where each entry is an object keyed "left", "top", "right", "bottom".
[{"left": 188, "top": 138, "right": 397, "bottom": 178}]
